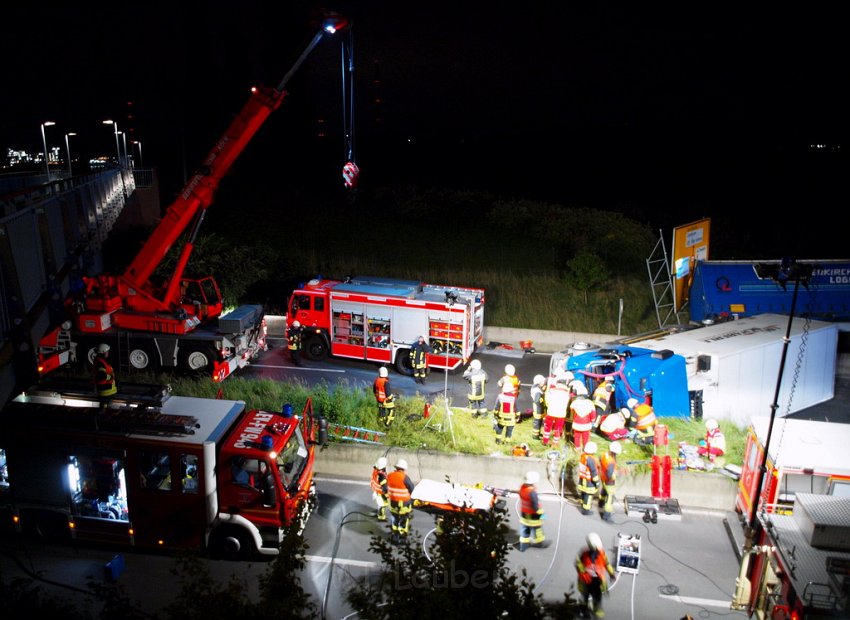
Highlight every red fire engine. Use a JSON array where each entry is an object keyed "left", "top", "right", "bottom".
[
  {"left": 0, "top": 380, "right": 325, "bottom": 560},
  {"left": 286, "top": 276, "right": 485, "bottom": 374}
]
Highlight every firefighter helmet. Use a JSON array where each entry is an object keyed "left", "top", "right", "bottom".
[
  {"left": 584, "top": 441, "right": 598, "bottom": 455},
  {"left": 375, "top": 457, "right": 388, "bottom": 469},
  {"left": 97, "top": 343, "right": 110, "bottom": 354},
  {"left": 573, "top": 382, "right": 589, "bottom": 396},
  {"left": 627, "top": 398, "right": 639, "bottom": 409},
  {"left": 525, "top": 471, "right": 540, "bottom": 485},
  {"left": 533, "top": 374, "right": 546, "bottom": 386},
  {"left": 395, "top": 459, "right": 408, "bottom": 470},
  {"left": 609, "top": 441, "right": 622, "bottom": 455},
  {"left": 292, "top": 320, "right": 301, "bottom": 328},
  {"left": 587, "top": 532, "right": 603, "bottom": 550},
  {"left": 470, "top": 359, "right": 482, "bottom": 370},
  {"left": 705, "top": 418, "right": 719, "bottom": 430},
  {"left": 379, "top": 366, "right": 388, "bottom": 378},
  {"left": 505, "top": 364, "right": 515, "bottom": 375}
]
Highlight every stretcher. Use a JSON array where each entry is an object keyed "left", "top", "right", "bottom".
[{"left": 411, "top": 479, "right": 511, "bottom": 513}]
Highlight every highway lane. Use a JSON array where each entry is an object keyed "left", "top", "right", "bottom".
[
  {"left": 0, "top": 475, "right": 748, "bottom": 619},
  {"left": 244, "top": 336, "right": 553, "bottom": 414}
]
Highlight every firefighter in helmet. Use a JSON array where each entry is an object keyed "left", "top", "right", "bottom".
[
  {"left": 286, "top": 320, "right": 304, "bottom": 366},
  {"left": 373, "top": 367, "right": 396, "bottom": 427},
  {"left": 599, "top": 441, "right": 621, "bottom": 522},
  {"left": 462, "top": 358, "right": 488, "bottom": 418},
  {"left": 576, "top": 532, "right": 616, "bottom": 617},
  {"left": 530, "top": 374, "right": 547, "bottom": 440},
  {"left": 370, "top": 457, "right": 389, "bottom": 521},
  {"left": 518, "top": 470, "right": 546, "bottom": 551},
  {"left": 410, "top": 335, "right": 431, "bottom": 384},
  {"left": 578, "top": 441, "right": 601, "bottom": 516},
  {"left": 92, "top": 343, "right": 117, "bottom": 409},
  {"left": 387, "top": 458, "right": 415, "bottom": 544}
]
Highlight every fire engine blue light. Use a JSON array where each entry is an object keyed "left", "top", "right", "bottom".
[
  {"left": 281, "top": 403, "right": 293, "bottom": 418},
  {"left": 261, "top": 435, "right": 274, "bottom": 450}
]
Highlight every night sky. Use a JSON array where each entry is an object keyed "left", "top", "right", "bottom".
[{"left": 2, "top": 3, "right": 846, "bottom": 259}]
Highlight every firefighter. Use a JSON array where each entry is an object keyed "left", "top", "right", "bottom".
[
  {"left": 697, "top": 418, "right": 726, "bottom": 461},
  {"left": 575, "top": 532, "right": 616, "bottom": 617},
  {"left": 496, "top": 364, "right": 521, "bottom": 406},
  {"left": 541, "top": 372, "right": 570, "bottom": 447},
  {"left": 387, "top": 458, "right": 414, "bottom": 544},
  {"left": 410, "top": 335, "right": 431, "bottom": 384},
  {"left": 373, "top": 367, "right": 396, "bottom": 427},
  {"left": 597, "top": 407, "right": 631, "bottom": 441},
  {"left": 92, "top": 343, "right": 117, "bottom": 409},
  {"left": 599, "top": 441, "right": 621, "bottom": 522},
  {"left": 370, "top": 456, "right": 389, "bottom": 521},
  {"left": 530, "top": 374, "right": 547, "bottom": 440},
  {"left": 578, "top": 441, "right": 601, "bottom": 515},
  {"left": 627, "top": 397, "right": 657, "bottom": 446},
  {"left": 592, "top": 377, "right": 615, "bottom": 419},
  {"left": 570, "top": 383, "right": 597, "bottom": 452},
  {"left": 518, "top": 470, "right": 546, "bottom": 551},
  {"left": 286, "top": 320, "right": 304, "bottom": 366},
  {"left": 462, "top": 358, "right": 488, "bottom": 418},
  {"left": 493, "top": 381, "right": 518, "bottom": 444}
]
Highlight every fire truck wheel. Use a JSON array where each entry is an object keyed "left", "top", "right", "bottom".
[
  {"left": 209, "top": 525, "right": 255, "bottom": 561},
  {"left": 394, "top": 349, "right": 415, "bottom": 376},
  {"left": 302, "top": 334, "right": 329, "bottom": 361},
  {"left": 128, "top": 344, "right": 159, "bottom": 371},
  {"left": 178, "top": 345, "right": 216, "bottom": 375},
  {"left": 22, "top": 510, "right": 71, "bottom": 544}
]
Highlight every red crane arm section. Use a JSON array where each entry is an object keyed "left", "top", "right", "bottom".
[{"left": 122, "top": 84, "right": 287, "bottom": 290}]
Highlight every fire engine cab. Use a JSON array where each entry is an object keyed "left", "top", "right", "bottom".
[{"left": 286, "top": 276, "right": 485, "bottom": 374}]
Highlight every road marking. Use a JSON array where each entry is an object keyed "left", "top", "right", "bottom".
[
  {"left": 659, "top": 594, "right": 734, "bottom": 609},
  {"left": 250, "top": 364, "right": 345, "bottom": 373},
  {"left": 306, "top": 555, "right": 378, "bottom": 568}
]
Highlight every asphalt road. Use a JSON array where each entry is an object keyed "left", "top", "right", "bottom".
[
  {"left": 246, "top": 336, "right": 553, "bottom": 415},
  {"left": 0, "top": 476, "right": 748, "bottom": 620}
]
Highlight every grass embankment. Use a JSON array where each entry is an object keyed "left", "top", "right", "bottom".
[{"left": 169, "top": 375, "right": 746, "bottom": 473}]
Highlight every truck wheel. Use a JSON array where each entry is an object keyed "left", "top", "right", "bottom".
[
  {"left": 178, "top": 345, "right": 216, "bottom": 375},
  {"left": 303, "top": 335, "right": 328, "bottom": 361},
  {"left": 128, "top": 344, "right": 159, "bottom": 372},
  {"left": 395, "top": 349, "right": 414, "bottom": 376},
  {"left": 209, "top": 526, "right": 255, "bottom": 561}
]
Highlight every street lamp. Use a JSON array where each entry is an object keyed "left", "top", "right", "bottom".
[
  {"left": 40, "top": 121, "right": 56, "bottom": 179},
  {"left": 118, "top": 131, "right": 129, "bottom": 168},
  {"left": 64, "top": 132, "right": 77, "bottom": 176},
  {"left": 131, "top": 140, "right": 143, "bottom": 168},
  {"left": 102, "top": 119, "right": 122, "bottom": 167}
]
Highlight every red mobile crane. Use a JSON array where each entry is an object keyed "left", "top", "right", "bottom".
[{"left": 38, "top": 13, "right": 349, "bottom": 382}]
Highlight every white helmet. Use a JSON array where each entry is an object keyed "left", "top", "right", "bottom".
[
  {"left": 609, "top": 442, "right": 622, "bottom": 455},
  {"left": 97, "top": 343, "right": 110, "bottom": 354},
  {"left": 375, "top": 457, "right": 388, "bottom": 469},
  {"left": 470, "top": 359, "right": 482, "bottom": 370},
  {"left": 627, "top": 398, "right": 639, "bottom": 409},
  {"left": 379, "top": 366, "right": 388, "bottom": 378},
  {"left": 292, "top": 320, "right": 301, "bottom": 328},
  {"left": 525, "top": 471, "right": 540, "bottom": 485},
  {"left": 587, "top": 532, "right": 603, "bottom": 550},
  {"left": 562, "top": 371, "right": 575, "bottom": 382},
  {"left": 533, "top": 374, "right": 546, "bottom": 386},
  {"left": 395, "top": 458, "right": 408, "bottom": 470},
  {"left": 584, "top": 441, "right": 598, "bottom": 455},
  {"left": 705, "top": 418, "right": 719, "bottom": 430},
  {"left": 505, "top": 364, "right": 515, "bottom": 375},
  {"left": 573, "top": 382, "right": 589, "bottom": 396}
]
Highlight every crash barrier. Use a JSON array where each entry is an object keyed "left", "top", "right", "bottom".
[
  {"left": 265, "top": 316, "right": 617, "bottom": 355},
  {"left": 314, "top": 441, "right": 738, "bottom": 512}
]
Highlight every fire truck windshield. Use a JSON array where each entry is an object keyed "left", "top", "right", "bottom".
[{"left": 276, "top": 428, "right": 308, "bottom": 491}]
